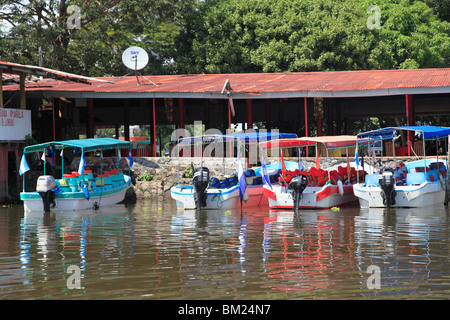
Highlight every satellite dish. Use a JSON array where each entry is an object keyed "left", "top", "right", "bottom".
[{"left": 122, "top": 46, "right": 149, "bottom": 71}]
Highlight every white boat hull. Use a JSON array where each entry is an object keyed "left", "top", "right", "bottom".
[
  {"left": 170, "top": 184, "right": 268, "bottom": 210},
  {"left": 353, "top": 181, "right": 445, "bottom": 208},
  {"left": 21, "top": 177, "right": 132, "bottom": 212},
  {"left": 264, "top": 183, "right": 357, "bottom": 210}
]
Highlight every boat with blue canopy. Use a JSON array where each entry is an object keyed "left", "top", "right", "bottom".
[
  {"left": 170, "top": 132, "right": 297, "bottom": 210},
  {"left": 20, "top": 138, "right": 135, "bottom": 212},
  {"left": 353, "top": 126, "right": 450, "bottom": 208}
]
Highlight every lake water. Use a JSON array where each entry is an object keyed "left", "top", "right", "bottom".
[{"left": 0, "top": 199, "right": 449, "bottom": 300}]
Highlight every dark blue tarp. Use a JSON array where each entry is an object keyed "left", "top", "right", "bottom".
[
  {"left": 178, "top": 132, "right": 297, "bottom": 145},
  {"left": 357, "top": 126, "right": 450, "bottom": 141}
]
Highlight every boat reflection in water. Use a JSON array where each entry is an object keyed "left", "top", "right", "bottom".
[{"left": 10, "top": 201, "right": 449, "bottom": 299}]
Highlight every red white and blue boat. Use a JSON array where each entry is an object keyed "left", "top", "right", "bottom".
[
  {"left": 170, "top": 132, "right": 297, "bottom": 210},
  {"left": 260, "top": 136, "right": 367, "bottom": 212}
]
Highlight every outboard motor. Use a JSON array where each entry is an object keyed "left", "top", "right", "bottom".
[
  {"left": 288, "top": 174, "right": 308, "bottom": 213},
  {"left": 379, "top": 168, "right": 396, "bottom": 209},
  {"left": 36, "top": 175, "right": 56, "bottom": 212},
  {"left": 192, "top": 166, "right": 210, "bottom": 210}
]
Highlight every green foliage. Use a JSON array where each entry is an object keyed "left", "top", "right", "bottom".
[
  {"left": 175, "top": 0, "right": 395, "bottom": 73},
  {"left": 0, "top": 0, "right": 201, "bottom": 76},
  {"left": 183, "top": 163, "right": 193, "bottom": 178},
  {"left": 355, "top": 0, "right": 450, "bottom": 68},
  {"left": 175, "top": 0, "right": 450, "bottom": 73},
  {"left": 138, "top": 172, "right": 153, "bottom": 182}
]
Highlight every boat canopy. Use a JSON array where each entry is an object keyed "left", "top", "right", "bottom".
[
  {"left": 357, "top": 126, "right": 450, "bottom": 141},
  {"left": 260, "top": 136, "right": 359, "bottom": 150},
  {"left": 178, "top": 132, "right": 297, "bottom": 145},
  {"left": 23, "top": 138, "right": 131, "bottom": 154}
]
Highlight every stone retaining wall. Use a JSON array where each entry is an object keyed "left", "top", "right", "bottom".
[{"left": 132, "top": 156, "right": 444, "bottom": 199}]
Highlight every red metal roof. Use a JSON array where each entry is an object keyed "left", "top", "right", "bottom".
[
  {"left": 2, "top": 67, "right": 449, "bottom": 98},
  {"left": 0, "top": 60, "right": 113, "bottom": 85}
]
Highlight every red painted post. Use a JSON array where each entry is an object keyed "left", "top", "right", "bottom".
[
  {"left": 87, "top": 98, "right": 94, "bottom": 138},
  {"left": 152, "top": 97, "right": 157, "bottom": 157},
  {"left": 246, "top": 99, "right": 253, "bottom": 130},
  {"left": 406, "top": 94, "right": 414, "bottom": 156},
  {"left": 265, "top": 100, "right": 271, "bottom": 131},
  {"left": 304, "top": 97, "right": 309, "bottom": 155},
  {"left": 178, "top": 98, "right": 185, "bottom": 129},
  {"left": 52, "top": 98, "right": 56, "bottom": 140}
]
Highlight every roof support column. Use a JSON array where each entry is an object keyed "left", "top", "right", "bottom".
[
  {"left": 265, "top": 100, "right": 271, "bottom": 132},
  {"left": 406, "top": 94, "right": 414, "bottom": 156},
  {"left": 87, "top": 98, "right": 94, "bottom": 138},
  {"left": 20, "top": 73, "right": 26, "bottom": 109},
  {"left": 204, "top": 99, "right": 210, "bottom": 130},
  {"left": 52, "top": 98, "right": 56, "bottom": 140},
  {"left": 304, "top": 97, "right": 309, "bottom": 156},
  {"left": 152, "top": 97, "right": 157, "bottom": 157},
  {"left": 246, "top": 99, "right": 253, "bottom": 130},
  {"left": 123, "top": 99, "right": 130, "bottom": 141},
  {"left": 0, "top": 70, "right": 3, "bottom": 108},
  {"left": 178, "top": 98, "right": 185, "bottom": 129},
  {"left": 314, "top": 98, "right": 323, "bottom": 137}
]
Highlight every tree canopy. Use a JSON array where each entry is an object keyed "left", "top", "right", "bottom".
[
  {"left": 0, "top": 0, "right": 199, "bottom": 76},
  {"left": 0, "top": 0, "right": 448, "bottom": 76},
  {"left": 175, "top": 0, "right": 450, "bottom": 73}
]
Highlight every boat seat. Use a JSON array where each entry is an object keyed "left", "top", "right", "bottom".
[
  {"left": 58, "top": 179, "right": 68, "bottom": 187},
  {"left": 406, "top": 172, "right": 426, "bottom": 185},
  {"left": 364, "top": 174, "right": 379, "bottom": 187},
  {"left": 426, "top": 170, "right": 439, "bottom": 182},
  {"left": 209, "top": 177, "right": 221, "bottom": 189},
  {"left": 251, "top": 177, "right": 263, "bottom": 185}
]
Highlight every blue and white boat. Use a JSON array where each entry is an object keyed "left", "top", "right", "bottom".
[
  {"left": 20, "top": 138, "right": 134, "bottom": 212},
  {"left": 353, "top": 126, "right": 450, "bottom": 208},
  {"left": 170, "top": 132, "right": 297, "bottom": 210}
]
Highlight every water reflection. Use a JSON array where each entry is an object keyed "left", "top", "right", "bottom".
[{"left": 0, "top": 202, "right": 449, "bottom": 299}]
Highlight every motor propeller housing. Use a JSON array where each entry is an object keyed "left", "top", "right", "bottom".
[
  {"left": 192, "top": 167, "right": 210, "bottom": 210},
  {"left": 288, "top": 174, "right": 308, "bottom": 212},
  {"left": 379, "top": 168, "right": 396, "bottom": 208}
]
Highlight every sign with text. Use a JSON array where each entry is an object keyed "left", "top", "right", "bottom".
[{"left": 0, "top": 108, "right": 32, "bottom": 141}]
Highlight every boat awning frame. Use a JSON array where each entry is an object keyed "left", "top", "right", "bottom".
[
  {"left": 177, "top": 132, "right": 297, "bottom": 146},
  {"left": 356, "top": 126, "right": 450, "bottom": 141},
  {"left": 260, "top": 136, "right": 360, "bottom": 150},
  {"left": 23, "top": 137, "right": 131, "bottom": 153}
]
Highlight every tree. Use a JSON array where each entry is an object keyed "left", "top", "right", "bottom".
[
  {"left": 175, "top": 0, "right": 395, "bottom": 74},
  {"left": 175, "top": 0, "right": 450, "bottom": 73},
  {"left": 0, "top": 0, "right": 201, "bottom": 76},
  {"left": 356, "top": 0, "right": 450, "bottom": 68}
]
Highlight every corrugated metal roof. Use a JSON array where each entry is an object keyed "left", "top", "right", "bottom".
[
  {"left": 3, "top": 68, "right": 449, "bottom": 98},
  {"left": 0, "top": 60, "right": 113, "bottom": 85}
]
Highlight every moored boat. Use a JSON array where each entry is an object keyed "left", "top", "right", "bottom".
[
  {"left": 20, "top": 138, "right": 135, "bottom": 212},
  {"left": 260, "top": 136, "right": 367, "bottom": 212},
  {"left": 170, "top": 132, "right": 297, "bottom": 210},
  {"left": 353, "top": 126, "right": 450, "bottom": 208}
]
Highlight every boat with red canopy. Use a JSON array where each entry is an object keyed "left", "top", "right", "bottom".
[{"left": 259, "top": 136, "right": 367, "bottom": 212}]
